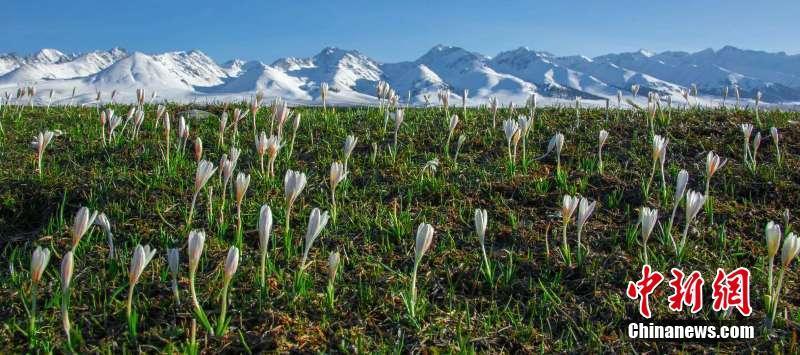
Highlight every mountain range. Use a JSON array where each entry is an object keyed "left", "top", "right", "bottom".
[{"left": 2, "top": 45, "right": 799, "bottom": 106}]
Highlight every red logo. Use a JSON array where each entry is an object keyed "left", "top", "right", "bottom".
[
  {"left": 627, "top": 265, "right": 750, "bottom": 318},
  {"left": 667, "top": 268, "right": 705, "bottom": 313},
  {"left": 626, "top": 265, "right": 664, "bottom": 318},
  {"left": 711, "top": 267, "right": 752, "bottom": 316}
]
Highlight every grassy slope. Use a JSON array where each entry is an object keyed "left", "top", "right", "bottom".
[{"left": 0, "top": 104, "right": 798, "bottom": 352}]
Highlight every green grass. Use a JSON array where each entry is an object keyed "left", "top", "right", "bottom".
[{"left": 0, "top": 102, "right": 798, "bottom": 352}]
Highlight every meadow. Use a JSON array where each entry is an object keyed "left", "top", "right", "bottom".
[{"left": 0, "top": 93, "right": 798, "bottom": 353}]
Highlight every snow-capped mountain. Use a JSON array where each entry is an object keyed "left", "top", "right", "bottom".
[
  {"left": 417, "top": 45, "right": 535, "bottom": 100},
  {"left": 152, "top": 50, "right": 230, "bottom": 87},
  {"left": 0, "top": 48, "right": 127, "bottom": 85},
  {"left": 272, "top": 47, "right": 383, "bottom": 100},
  {"left": 1, "top": 45, "right": 799, "bottom": 106},
  {"left": 199, "top": 60, "right": 310, "bottom": 101},
  {"left": 84, "top": 52, "right": 193, "bottom": 92},
  {"left": 0, "top": 48, "right": 83, "bottom": 77}
]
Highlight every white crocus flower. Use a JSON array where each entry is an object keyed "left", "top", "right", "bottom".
[
  {"left": 188, "top": 160, "right": 217, "bottom": 225},
  {"left": 95, "top": 212, "right": 114, "bottom": 258},
  {"left": 704, "top": 151, "right": 727, "bottom": 199},
  {"left": 167, "top": 248, "right": 180, "bottom": 304},
  {"left": 409, "top": 223, "right": 435, "bottom": 317},
  {"left": 300, "top": 208, "right": 330, "bottom": 270},
  {"left": 474, "top": 208, "right": 491, "bottom": 280},
  {"left": 283, "top": 170, "right": 308, "bottom": 232},
  {"left": 258, "top": 205, "right": 272, "bottom": 291},
  {"left": 575, "top": 197, "right": 596, "bottom": 251},
  {"left": 598, "top": 130, "right": 609, "bottom": 173},
  {"left": 71, "top": 206, "right": 98, "bottom": 250},
  {"left": 639, "top": 207, "right": 659, "bottom": 263},
  {"left": 343, "top": 134, "right": 358, "bottom": 172}
]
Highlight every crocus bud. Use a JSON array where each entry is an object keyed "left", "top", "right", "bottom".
[
  {"left": 194, "top": 160, "right": 217, "bottom": 194},
  {"left": 599, "top": 130, "right": 609, "bottom": 149},
  {"left": 561, "top": 195, "right": 580, "bottom": 223},
  {"left": 706, "top": 151, "right": 727, "bottom": 178},
  {"left": 449, "top": 114, "right": 459, "bottom": 133},
  {"left": 223, "top": 246, "right": 240, "bottom": 280},
  {"left": 235, "top": 172, "right": 250, "bottom": 205},
  {"left": 394, "top": 109, "right": 404, "bottom": 131},
  {"left": 284, "top": 170, "right": 308, "bottom": 207},
  {"left": 548, "top": 133, "right": 565, "bottom": 155},
  {"left": 129, "top": 244, "right": 157, "bottom": 285},
  {"left": 765, "top": 221, "right": 782, "bottom": 258},
  {"left": 168, "top": 248, "right": 180, "bottom": 277},
  {"left": 71, "top": 206, "right": 98, "bottom": 249},
  {"left": 259, "top": 205, "right": 273, "bottom": 253},
  {"left": 503, "top": 119, "right": 519, "bottom": 145},
  {"left": 474, "top": 209, "right": 488, "bottom": 246},
  {"left": 674, "top": 170, "right": 689, "bottom": 204},
  {"left": 31, "top": 246, "right": 51, "bottom": 283},
  {"left": 640, "top": 207, "right": 659, "bottom": 241},
  {"left": 684, "top": 190, "right": 705, "bottom": 225},
  {"left": 327, "top": 251, "right": 340, "bottom": 283},
  {"left": 414, "top": 223, "right": 435, "bottom": 263},
  {"left": 301, "top": 208, "right": 330, "bottom": 268},
  {"left": 194, "top": 137, "right": 203, "bottom": 162},
  {"left": 187, "top": 230, "right": 206, "bottom": 274},
  {"left": 330, "top": 161, "right": 347, "bottom": 190},
  {"left": 780, "top": 233, "right": 799, "bottom": 267},
  {"left": 576, "top": 197, "right": 596, "bottom": 230},
  {"left": 60, "top": 251, "right": 74, "bottom": 292},
  {"left": 343, "top": 135, "right": 357, "bottom": 163}
]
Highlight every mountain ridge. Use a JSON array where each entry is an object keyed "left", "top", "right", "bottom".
[{"left": 2, "top": 45, "right": 799, "bottom": 105}]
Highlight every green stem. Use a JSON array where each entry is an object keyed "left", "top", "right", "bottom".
[
  {"left": 481, "top": 244, "right": 492, "bottom": 282},
  {"left": 410, "top": 262, "right": 419, "bottom": 318},
  {"left": 126, "top": 283, "right": 135, "bottom": 337},
  {"left": 771, "top": 267, "right": 786, "bottom": 324},
  {"left": 216, "top": 278, "right": 231, "bottom": 336},
  {"left": 679, "top": 221, "right": 690, "bottom": 258},
  {"left": 288, "top": 130, "right": 297, "bottom": 161},
  {"left": 644, "top": 160, "right": 656, "bottom": 198},
  {"left": 562, "top": 221, "right": 571, "bottom": 266},
  {"left": 187, "top": 192, "right": 198, "bottom": 227},
  {"left": 236, "top": 204, "right": 242, "bottom": 248},
  {"left": 668, "top": 203, "right": 679, "bottom": 254},
  {"left": 331, "top": 190, "right": 337, "bottom": 225},
  {"left": 598, "top": 148, "right": 604, "bottom": 174},
  {"left": 62, "top": 287, "right": 71, "bottom": 347},
  {"left": 445, "top": 132, "right": 452, "bottom": 158},
  {"left": 189, "top": 273, "right": 214, "bottom": 335},
  {"left": 284, "top": 204, "right": 293, "bottom": 260},
  {"left": 29, "top": 282, "right": 38, "bottom": 341},
  {"left": 767, "top": 257, "right": 774, "bottom": 310},
  {"left": 260, "top": 250, "right": 267, "bottom": 295}
]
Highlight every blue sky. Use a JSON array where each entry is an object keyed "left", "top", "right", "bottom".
[{"left": 2, "top": 0, "right": 798, "bottom": 63}]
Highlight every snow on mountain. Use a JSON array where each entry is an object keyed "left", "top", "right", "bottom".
[
  {"left": 594, "top": 48, "right": 800, "bottom": 102},
  {"left": 416, "top": 45, "right": 536, "bottom": 99},
  {"left": 0, "top": 48, "right": 127, "bottom": 85},
  {"left": 709, "top": 46, "right": 800, "bottom": 87},
  {"left": 272, "top": 47, "right": 383, "bottom": 99},
  {"left": 489, "top": 47, "right": 607, "bottom": 99},
  {"left": 379, "top": 62, "right": 445, "bottom": 100},
  {"left": 152, "top": 50, "right": 230, "bottom": 87},
  {"left": 0, "top": 48, "right": 81, "bottom": 77},
  {"left": 0, "top": 54, "right": 26, "bottom": 76},
  {"left": 29, "top": 49, "right": 75, "bottom": 64},
  {"left": 548, "top": 52, "right": 684, "bottom": 97},
  {"left": 199, "top": 60, "right": 310, "bottom": 101},
  {"left": 1, "top": 45, "right": 800, "bottom": 105},
  {"left": 84, "top": 52, "right": 193, "bottom": 92},
  {"left": 222, "top": 59, "right": 245, "bottom": 77}
]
